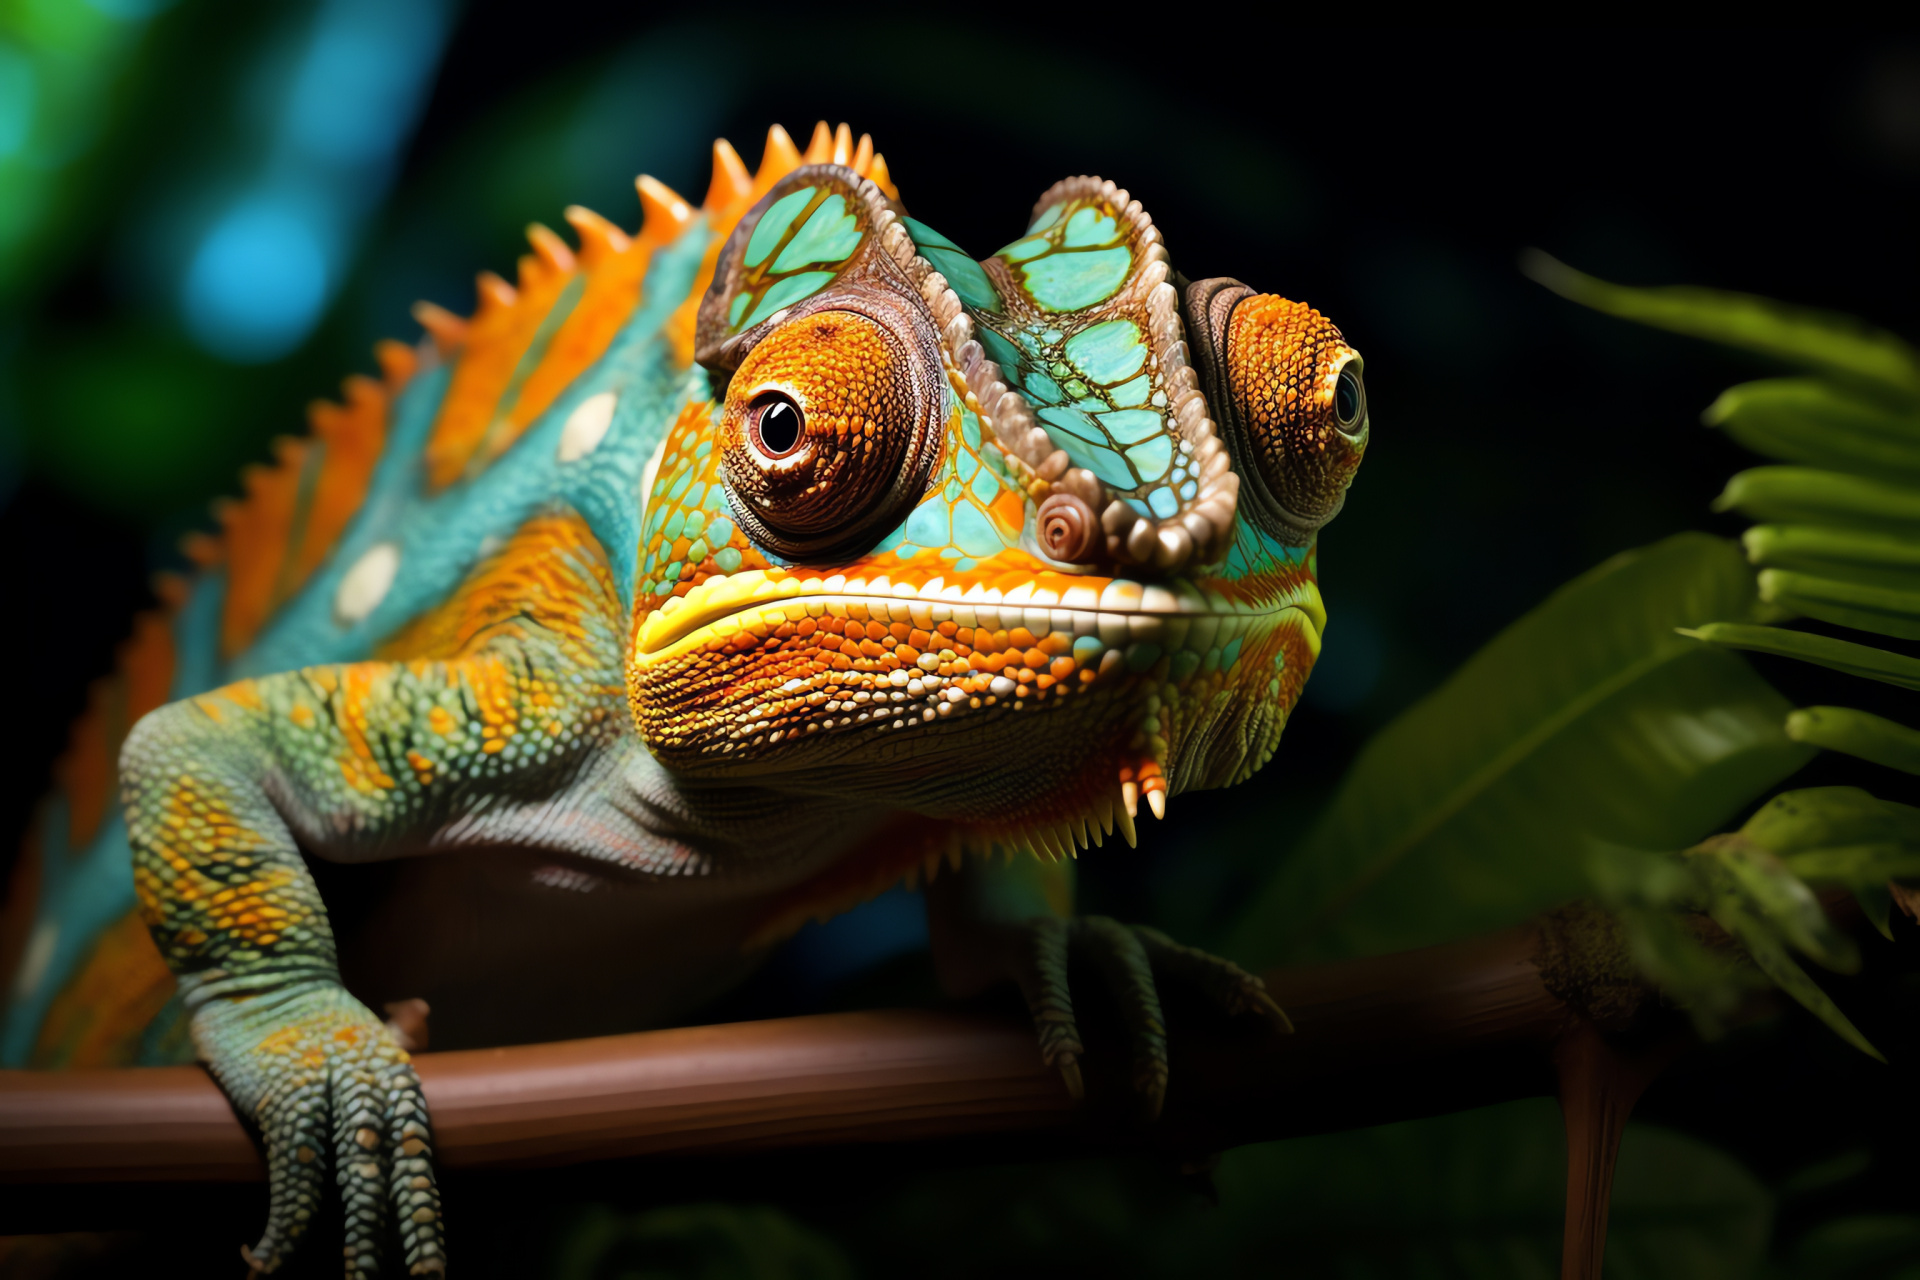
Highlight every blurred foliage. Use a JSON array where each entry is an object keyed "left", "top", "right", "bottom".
[
  {"left": 551, "top": 1204, "right": 852, "bottom": 1280},
  {"left": 528, "top": 1101, "right": 1768, "bottom": 1279},
  {"left": 1224, "top": 532, "right": 1810, "bottom": 967}
]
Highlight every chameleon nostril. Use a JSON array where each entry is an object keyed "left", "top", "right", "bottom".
[{"left": 1037, "top": 492, "right": 1099, "bottom": 563}]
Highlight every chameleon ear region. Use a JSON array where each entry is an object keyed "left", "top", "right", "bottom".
[{"left": 1185, "top": 277, "right": 1367, "bottom": 544}]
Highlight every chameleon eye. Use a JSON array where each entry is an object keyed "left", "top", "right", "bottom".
[
  {"left": 720, "top": 309, "right": 933, "bottom": 560},
  {"left": 1220, "top": 293, "right": 1368, "bottom": 540},
  {"left": 750, "top": 392, "right": 805, "bottom": 459},
  {"left": 1335, "top": 364, "right": 1365, "bottom": 432}
]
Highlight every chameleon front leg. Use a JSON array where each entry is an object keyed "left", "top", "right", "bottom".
[
  {"left": 926, "top": 854, "right": 1289, "bottom": 1120},
  {"left": 122, "top": 648, "right": 616, "bottom": 1276}
]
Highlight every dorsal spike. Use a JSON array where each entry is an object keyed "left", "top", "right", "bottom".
[
  {"left": 867, "top": 151, "right": 896, "bottom": 198},
  {"left": 525, "top": 223, "right": 576, "bottom": 275},
  {"left": 564, "top": 204, "right": 631, "bottom": 266},
  {"left": 759, "top": 123, "right": 802, "bottom": 180},
  {"left": 705, "top": 137, "right": 753, "bottom": 209},
  {"left": 635, "top": 174, "right": 694, "bottom": 237},
  {"left": 474, "top": 271, "right": 518, "bottom": 318},
  {"left": 373, "top": 338, "right": 416, "bottom": 389},
  {"left": 803, "top": 120, "right": 832, "bottom": 162},
  {"left": 851, "top": 132, "right": 873, "bottom": 176},
  {"left": 411, "top": 300, "right": 468, "bottom": 354},
  {"left": 182, "top": 531, "right": 222, "bottom": 567},
  {"left": 831, "top": 122, "right": 853, "bottom": 166}
]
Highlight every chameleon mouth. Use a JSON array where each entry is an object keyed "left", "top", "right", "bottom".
[
  {"left": 632, "top": 568, "right": 1324, "bottom": 667},
  {"left": 629, "top": 567, "right": 1324, "bottom": 831}
]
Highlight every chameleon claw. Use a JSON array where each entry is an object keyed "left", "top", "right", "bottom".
[{"left": 1252, "top": 986, "right": 1295, "bottom": 1033}]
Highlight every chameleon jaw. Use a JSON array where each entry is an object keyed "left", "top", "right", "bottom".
[{"left": 626, "top": 565, "right": 1324, "bottom": 809}]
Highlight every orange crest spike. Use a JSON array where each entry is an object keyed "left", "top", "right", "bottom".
[
  {"left": 563, "top": 204, "right": 632, "bottom": 267},
  {"left": 635, "top": 175, "right": 694, "bottom": 236},
  {"left": 525, "top": 223, "right": 576, "bottom": 276},
  {"left": 758, "top": 123, "right": 802, "bottom": 181},
  {"left": 851, "top": 132, "right": 873, "bottom": 176},
  {"left": 474, "top": 271, "right": 518, "bottom": 317},
  {"left": 866, "top": 151, "right": 896, "bottom": 199},
  {"left": 831, "top": 122, "right": 853, "bottom": 166},
  {"left": 411, "top": 300, "right": 468, "bottom": 355},
  {"left": 373, "top": 339, "right": 416, "bottom": 389},
  {"left": 803, "top": 120, "right": 832, "bottom": 162},
  {"left": 705, "top": 137, "right": 752, "bottom": 209}
]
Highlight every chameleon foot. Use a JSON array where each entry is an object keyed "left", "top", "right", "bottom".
[
  {"left": 196, "top": 984, "right": 445, "bottom": 1277},
  {"left": 1006, "top": 916, "right": 1290, "bottom": 1121}
]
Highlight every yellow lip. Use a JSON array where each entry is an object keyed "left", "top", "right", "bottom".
[{"left": 633, "top": 568, "right": 1324, "bottom": 668}]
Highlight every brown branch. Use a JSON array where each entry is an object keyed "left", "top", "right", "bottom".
[{"left": 1, "top": 923, "right": 1578, "bottom": 1191}]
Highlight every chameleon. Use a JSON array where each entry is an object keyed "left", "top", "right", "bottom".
[{"left": 0, "top": 121, "right": 1367, "bottom": 1274}]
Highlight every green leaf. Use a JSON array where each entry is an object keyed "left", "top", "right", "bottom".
[
  {"left": 1225, "top": 534, "right": 1812, "bottom": 967},
  {"left": 1742, "top": 525, "right": 1920, "bottom": 592},
  {"left": 1586, "top": 839, "right": 1705, "bottom": 910},
  {"left": 1691, "top": 835, "right": 1858, "bottom": 973},
  {"left": 1707, "top": 378, "right": 1920, "bottom": 476},
  {"left": 1786, "top": 707, "right": 1920, "bottom": 775},
  {"left": 1704, "top": 893, "right": 1883, "bottom": 1061},
  {"left": 1757, "top": 567, "right": 1920, "bottom": 640},
  {"left": 1609, "top": 902, "right": 1755, "bottom": 1035},
  {"left": 1681, "top": 623, "right": 1920, "bottom": 691},
  {"left": 1716, "top": 466, "right": 1920, "bottom": 530},
  {"left": 1738, "top": 786, "right": 1920, "bottom": 855},
  {"left": 1522, "top": 251, "right": 1920, "bottom": 398}
]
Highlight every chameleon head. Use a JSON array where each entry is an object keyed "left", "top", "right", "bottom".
[{"left": 626, "top": 164, "right": 1366, "bottom": 842}]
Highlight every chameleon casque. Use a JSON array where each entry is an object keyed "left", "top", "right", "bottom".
[{"left": 0, "top": 122, "right": 1367, "bottom": 1273}]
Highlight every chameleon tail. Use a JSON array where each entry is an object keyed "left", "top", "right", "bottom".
[{"left": 0, "top": 602, "right": 187, "bottom": 1066}]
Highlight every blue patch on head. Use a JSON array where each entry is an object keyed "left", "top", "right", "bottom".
[{"left": 1019, "top": 247, "right": 1132, "bottom": 311}]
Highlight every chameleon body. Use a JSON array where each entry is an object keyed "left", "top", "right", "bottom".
[{"left": 0, "top": 123, "right": 1366, "bottom": 1274}]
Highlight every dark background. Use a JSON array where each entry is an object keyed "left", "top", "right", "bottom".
[{"left": 2, "top": 10, "right": 1917, "bottom": 1272}]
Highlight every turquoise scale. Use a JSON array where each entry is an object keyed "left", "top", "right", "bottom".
[
  {"left": 904, "top": 194, "right": 1192, "bottom": 519},
  {"left": 724, "top": 184, "right": 869, "bottom": 337}
]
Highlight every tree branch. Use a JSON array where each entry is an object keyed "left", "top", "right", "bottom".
[{"left": 2, "top": 924, "right": 1580, "bottom": 1195}]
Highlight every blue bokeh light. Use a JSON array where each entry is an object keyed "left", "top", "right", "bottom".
[
  {"left": 285, "top": 1, "right": 447, "bottom": 167},
  {"left": 181, "top": 197, "right": 329, "bottom": 363},
  {"left": 174, "top": 0, "right": 451, "bottom": 362},
  {"left": 0, "top": 44, "right": 34, "bottom": 160}
]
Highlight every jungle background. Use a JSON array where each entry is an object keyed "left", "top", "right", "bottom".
[{"left": 3, "top": 7, "right": 1919, "bottom": 1276}]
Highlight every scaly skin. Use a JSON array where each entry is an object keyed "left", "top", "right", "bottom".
[{"left": 7, "top": 122, "right": 1367, "bottom": 1274}]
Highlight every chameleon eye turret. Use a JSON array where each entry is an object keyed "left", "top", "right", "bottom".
[
  {"left": 718, "top": 308, "right": 935, "bottom": 560},
  {"left": 1185, "top": 277, "right": 1368, "bottom": 543},
  {"left": 695, "top": 165, "right": 946, "bottom": 562}
]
